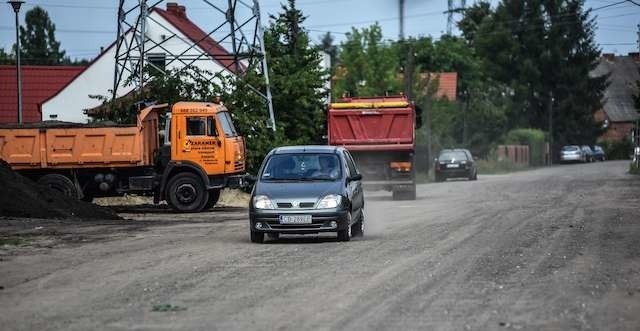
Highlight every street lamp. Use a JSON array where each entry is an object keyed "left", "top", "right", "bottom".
[{"left": 8, "top": 1, "right": 24, "bottom": 124}]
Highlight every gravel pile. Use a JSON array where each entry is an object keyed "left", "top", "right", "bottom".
[{"left": 0, "top": 160, "right": 121, "bottom": 220}]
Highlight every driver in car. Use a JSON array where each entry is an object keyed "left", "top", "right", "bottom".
[{"left": 312, "top": 155, "right": 340, "bottom": 179}]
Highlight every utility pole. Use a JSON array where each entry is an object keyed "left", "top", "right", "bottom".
[
  {"left": 8, "top": 1, "right": 24, "bottom": 124},
  {"left": 399, "top": 0, "right": 405, "bottom": 40}
]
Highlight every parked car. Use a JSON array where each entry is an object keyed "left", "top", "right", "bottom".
[
  {"left": 434, "top": 149, "right": 478, "bottom": 182},
  {"left": 560, "top": 145, "right": 584, "bottom": 163},
  {"left": 581, "top": 145, "right": 595, "bottom": 162},
  {"left": 249, "top": 146, "right": 365, "bottom": 243},
  {"left": 592, "top": 145, "right": 606, "bottom": 161}
]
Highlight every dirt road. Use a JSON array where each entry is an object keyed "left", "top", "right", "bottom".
[{"left": 1, "top": 161, "right": 639, "bottom": 330}]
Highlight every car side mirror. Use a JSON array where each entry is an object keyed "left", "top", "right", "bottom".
[{"left": 349, "top": 174, "right": 362, "bottom": 181}]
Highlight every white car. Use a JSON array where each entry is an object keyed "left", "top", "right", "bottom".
[{"left": 560, "top": 145, "right": 584, "bottom": 163}]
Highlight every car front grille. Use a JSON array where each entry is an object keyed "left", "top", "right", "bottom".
[{"left": 276, "top": 201, "right": 316, "bottom": 209}]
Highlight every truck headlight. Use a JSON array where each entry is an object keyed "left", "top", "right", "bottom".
[
  {"left": 316, "top": 194, "right": 342, "bottom": 209},
  {"left": 253, "top": 195, "right": 275, "bottom": 209}
]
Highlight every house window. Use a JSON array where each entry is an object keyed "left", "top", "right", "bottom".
[{"left": 147, "top": 53, "right": 166, "bottom": 72}]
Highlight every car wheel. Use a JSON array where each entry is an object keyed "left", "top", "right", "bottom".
[
  {"left": 250, "top": 231, "right": 264, "bottom": 243},
  {"left": 351, "top": 211, "right": 364, "bottom": 237},
  {"left": 166, "top": 172, "right": 209, "bottom": 213},
  {"left": 337, "top": 212, "right": 352, "bottom": 242},
  {"left": 267, "top": 232, "right": 280, "bottom": 240}
]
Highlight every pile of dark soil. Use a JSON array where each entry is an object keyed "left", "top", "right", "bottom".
[{"left": 0, "top": 161, "right": 121, "bottom": 220}]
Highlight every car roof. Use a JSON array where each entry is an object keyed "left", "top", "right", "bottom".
[
  {"left": 271, "top": 145, "right": 341, "bottom": 155},
  {"left": 439, "top": 148, "right": 469, "bottom": 153}
]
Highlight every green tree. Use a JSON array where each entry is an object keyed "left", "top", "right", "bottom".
[
  {"left": 18, "top": 6, "right": 65, "bottom": 65},
  {"left": 474, "top": 0, "right": 607, "bottom": 151},
  {"left": 457, "top": 1, "right": 492, "bottom": 46},
  {"left": 264, "top": 0, "right": 328, "bottom": 143},
  {"left": 319, "top": 32, "right": 338, "bottom": 66},
  {"left": 0, "top": 48, "right": 14, "bottom": 65},
  {"left": 334, "top": 23, "right": 400, "bottom": 97}
]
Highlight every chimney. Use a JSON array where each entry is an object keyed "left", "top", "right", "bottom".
[
  {"left": 602, "top": 53, "right": 615, "bottom": 61},
  {"left": 166, "top": 2, "right": 187, "bottom": 18}
]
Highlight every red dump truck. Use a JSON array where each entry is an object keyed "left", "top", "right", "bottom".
[
  {"left": 0, "top": 102, "right": 248, "bottom": 212},
  {"left": 328, "top": 95, "right": 416, "bottom": 200}
]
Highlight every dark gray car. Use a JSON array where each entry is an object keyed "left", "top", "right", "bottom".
[{"left": 249, "top": 146, "right": 365, "bottom": 243}]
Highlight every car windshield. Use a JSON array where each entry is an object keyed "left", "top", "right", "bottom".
[
  {"left": 562, "top": 146, "right": 579, "bottom": 151},
  {"left": 261, "top": 154, "right": 342, "bottom": 181},
  {"left": 439, "top": 151, "right": 467, "bottom": 162}
]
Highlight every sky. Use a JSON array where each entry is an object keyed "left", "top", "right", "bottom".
[{"left": 0, "top": 0, "right": 638, "bottom": 61}]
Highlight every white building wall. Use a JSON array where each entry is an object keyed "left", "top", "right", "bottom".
[{"left": 42, "top": 11, "right": 234, "bottom": 123}]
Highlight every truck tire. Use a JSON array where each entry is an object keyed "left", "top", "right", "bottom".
[
  {"left": 37, "top": 174, "right": 79, "bottom": 199},
  {"left": 392, "top": 185, "right": 416, "bottom": 200},
  {"left": 166, "top": 172, "right": 209, "bottom": 213},
  {"left": 203, "top": 189, "right": 221, "bottom": 210}
]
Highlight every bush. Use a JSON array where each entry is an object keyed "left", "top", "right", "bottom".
[
  {"left": 503, "top": 128, "right": 547, "bottom": 166},
  {"left": 599, "top": 139, "right": 632, "bottom": 160},
  {"left": 476, "top": 156, "right": 528, "bottom": 174}
]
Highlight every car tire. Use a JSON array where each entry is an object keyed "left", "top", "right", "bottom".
[
  {"left": 37, "top": 174, "right": 79, "bottom": 199},
  {"left": 250, "top": 231, "right": 264, "bottom": 243},
  {"left": 337, "top": 212, "right": 352, "bottom": 242},
  {"left": 351, "top": 211, "right": 364, "bottom": 237},
  {"left": 203, "top": 189, "right": 221, "bottom": 210},
  {"left": 166, "top": 172, "right": 209, "bottom": 213},
  {"left": 267, "top": 232, "right": 280, "bottom": 240}
]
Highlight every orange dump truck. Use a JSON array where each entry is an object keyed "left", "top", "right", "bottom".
[{"left": 0, "top": 102, "right": 248, "bottom": 212}]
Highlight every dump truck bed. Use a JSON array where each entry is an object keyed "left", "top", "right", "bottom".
[
  {"left": 0, "top": 109, "right": 159, "bottom": 170},
  {"left": 327, "top": 96, "right": 414, "bottom": 151}
]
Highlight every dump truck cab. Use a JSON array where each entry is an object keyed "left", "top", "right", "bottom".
[{"left": 157, "top": 102, "right": 247, "bottom": 211}]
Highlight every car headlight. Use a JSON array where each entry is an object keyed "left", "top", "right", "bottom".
[
  {"left": 253, "top": 195, "right": 275, "bottom": 209},
  {"left": 316, "top": 194, "right": 342, "bottom": 209}
]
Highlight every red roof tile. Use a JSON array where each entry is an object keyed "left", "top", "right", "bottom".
[
  {"left": 0, "top": 65, "right": 85, "bottom": 124},
  {"left": 152, "top": 4, "right": 242, "bottom": 74}
]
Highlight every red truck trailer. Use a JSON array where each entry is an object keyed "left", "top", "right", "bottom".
[{"left": 328, "top": 95, "right": 416, "bottom": 200}]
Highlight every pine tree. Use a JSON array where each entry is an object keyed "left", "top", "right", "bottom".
[
  {"left": 474, "top": 0, "right": 607, "bottom": 149},
  {"left": 264, "top": 0, "right": 328, "bottom": 143},
  {"left": 18, "top": 6, "right": 65, "bottom": 65}
]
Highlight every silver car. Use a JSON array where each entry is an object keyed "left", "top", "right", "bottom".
[{"left": 560, "top": 145, "right": 584, "bottom": 163}]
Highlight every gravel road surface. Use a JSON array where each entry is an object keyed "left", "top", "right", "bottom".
[{"left": 1, "top": 161, "right": 639, "bottom": 330}]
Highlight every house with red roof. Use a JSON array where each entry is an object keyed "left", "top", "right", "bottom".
[
  {"left": 28, "top": 2, "right": 238, "bottom": 123},
  {"left": 0, "top": 65, "right": 85, "bottom": 123}
]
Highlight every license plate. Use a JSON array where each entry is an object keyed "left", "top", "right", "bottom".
[
  {"left": 279, "top": 215, "right": 312, "bottom": 224},
  {"left": 446, "top": 164, "right": 459, "bottom": 168}
]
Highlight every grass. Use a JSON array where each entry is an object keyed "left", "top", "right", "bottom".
[
  {"left": 476, "top": 158, "right": 530, "bottom": 175},
  {"left": 151, "top": 304, "right": 187, "bottom": 312},
  {"left": 0, "top": 237, "right": 28, "bottom": 247}
]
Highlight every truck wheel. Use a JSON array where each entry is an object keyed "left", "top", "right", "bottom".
[
  {"left": 203, "top": 189, "right": 221, "bottom": 210},
  {"left": 166, "top": 172, "right": 209, "bottom": 213},
  {"left": 37, "top": 174, "right": 79, "bottom": 199},
  {"left": 250, "top": 231, "right": 264, "bottom": 243},
  {"left": 392, "top": 186, "right": 416, "bottom": 200}
]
